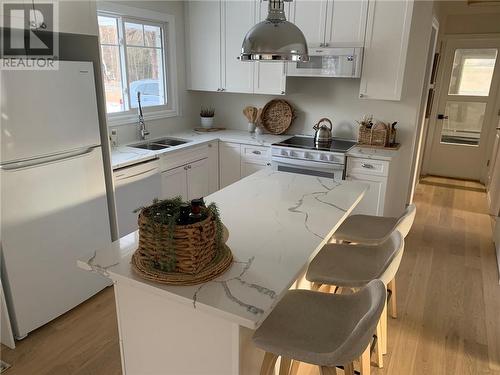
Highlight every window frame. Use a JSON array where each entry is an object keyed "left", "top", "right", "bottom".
[{"left": 97, "top": 2, "right": 179, "bottom": 126}]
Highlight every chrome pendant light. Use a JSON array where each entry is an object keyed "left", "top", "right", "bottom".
[{"left": 240, "top": 0, "right": 308, "bottom": 62}]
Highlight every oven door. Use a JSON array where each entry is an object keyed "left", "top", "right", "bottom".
[{"left": 272, "top": 157, "right": 345, "bottom": 181}]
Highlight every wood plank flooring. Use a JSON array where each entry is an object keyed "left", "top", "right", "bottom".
[{"left": 1, "top": 176, "right": 499, "bottom": 375}]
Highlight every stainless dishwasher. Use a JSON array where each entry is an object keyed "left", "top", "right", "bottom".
[{"left": 114, "top": 159, "right": 161, "bottom": 237}]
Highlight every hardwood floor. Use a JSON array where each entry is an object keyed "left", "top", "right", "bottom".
[{"left": 1, "top": 176, "right": 499, "bottom": 375}]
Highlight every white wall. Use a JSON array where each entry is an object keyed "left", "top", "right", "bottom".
[
  {"left": 104, "top": 1, "right": 199, "bottom": 144},
  {"left": 190, "top": 0, "right": 435, "bottom": 216}
]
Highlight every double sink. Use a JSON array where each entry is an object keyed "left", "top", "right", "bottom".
[{"left": 130, "top": 137, "right": 189, "bottom": 151}]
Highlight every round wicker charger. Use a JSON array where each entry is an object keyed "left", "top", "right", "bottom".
[
  {"left": 131, "top": 243, "right": 233, "bottom": 286},
  {"left": 260, "top": 99, "right": 294, "bottom": 134}
]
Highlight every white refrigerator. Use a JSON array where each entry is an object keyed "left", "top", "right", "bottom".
[{"left": 0, "top": 61, "right": 112, "bottom": 339}]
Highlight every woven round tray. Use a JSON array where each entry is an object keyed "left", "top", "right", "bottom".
[
  {"left": 131, "top": 243, "right": 233, "bottom": 285},
  {"left": 260, "top": 99, "right": 294, "bottom": 134}
]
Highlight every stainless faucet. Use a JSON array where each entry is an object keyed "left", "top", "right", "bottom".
[{"left": 137, "top": 92, "right": 150, "bottom": 140}]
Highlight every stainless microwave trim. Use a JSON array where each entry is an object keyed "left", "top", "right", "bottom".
[{"left": 287, "top": 47, "right": 363, "bottom": 78}]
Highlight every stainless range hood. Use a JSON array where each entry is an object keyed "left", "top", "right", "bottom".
[{"left": 239, "top": 0, "right": 309, "bottom": 62}]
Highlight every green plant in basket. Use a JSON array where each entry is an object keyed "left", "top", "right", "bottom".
[{"left": 135, "top": 197, "right": 224, "bottom": 273}]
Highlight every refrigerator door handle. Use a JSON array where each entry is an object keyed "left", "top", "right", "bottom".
[{"left": 1, "top": 147, "right": 97, "bottom": 171}]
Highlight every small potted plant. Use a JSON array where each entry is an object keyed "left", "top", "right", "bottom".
[{"left": 200, "top": 106, "right": 215, "bottom": 129}]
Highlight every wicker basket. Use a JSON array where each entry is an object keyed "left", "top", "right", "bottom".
[
  {"left": 136, "top": 209, "right": 217, "bottom": 275},
  {"left": 260, "top": 99, "right": 294, "bottom": 134},
  {"left": 358, "top": 126, "right": 388, "bottom": 147}
]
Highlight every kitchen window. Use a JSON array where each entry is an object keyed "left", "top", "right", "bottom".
[{"left": 97, "top": 6, "right": 178, "bottom": 125}]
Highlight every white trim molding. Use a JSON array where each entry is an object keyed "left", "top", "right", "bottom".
[{"left": 97, "top": 1, "right": 179, "bottom": 126}]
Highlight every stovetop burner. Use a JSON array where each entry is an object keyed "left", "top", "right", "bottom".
[{"left": 273, "top": 136, "right": 357, "bottom": 153}]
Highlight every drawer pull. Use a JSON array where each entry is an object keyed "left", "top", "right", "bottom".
[
  {"left": 252, "top": 150, "right": 262, "bottom": 155},
  {"left": 361, "top": 163, "right": 374, "bottom": 169}
]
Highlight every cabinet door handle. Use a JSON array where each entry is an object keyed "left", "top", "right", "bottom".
[
  {"left": 266, "top": 162, "right": 271, "bottom": 166},
  {"left": 252, "top": 150, "right": 262, "bottom": 155},
  {"left": 361, "top": 163, "right": 374, "bottom": 169}
]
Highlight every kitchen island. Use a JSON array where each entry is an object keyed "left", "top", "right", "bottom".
[{"left": 78, "top": 169, "right": 367, "bottom": 375}]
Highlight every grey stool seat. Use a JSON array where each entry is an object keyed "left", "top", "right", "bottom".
[
  {"left": 253, "top": 280, "right": 386, "bottom": 369},
  {"left": 306, "top": 231, "right": 404, "bottom": 288},
  {"left": 332, "top": 204, "right": 416, "bottom": 245}
]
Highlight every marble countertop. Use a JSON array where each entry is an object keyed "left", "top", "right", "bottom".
[
  {"left": 111, "top": 129, "right": 291, "bottom": 170},
  {"left": 78, "top": 169, "right": 367, "bottom": 329},
  {"left": 346, "top": 146, "right": 399, "bottom": 161}
]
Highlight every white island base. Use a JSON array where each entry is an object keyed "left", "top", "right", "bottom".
[
  {"left": 80, "top": 170, "right": 367, "bottom": 374},
  {"left": 114, "top": 278, "right": 265, "bottom": 375}
]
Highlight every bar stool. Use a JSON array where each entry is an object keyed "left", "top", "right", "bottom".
[
  {"left": 306, "top": 231, "right": 404, "bottom": 368},
  {"left": 253, "top": 280, "right": 386, "bottom": 375},
  {"left": 332, "top": 204, "right": 416, "bottom": 245},
  {"left": 331, "top": 204, "right": 416, "bottom": 320}
]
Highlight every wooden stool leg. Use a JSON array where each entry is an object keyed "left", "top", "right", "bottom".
[
  {"left": 289, "top": 360, "right": 301, "bottom": 375},
  {"left": 260, "top": 352, "right": 278, "bottom": 375},
  {"left": 360, "top": 344, "right": 371, "bottom": 375},
  {"left": 319, "top": 366, "right": 338, "bottom": 375},
  {"left": 381, "top": 299, "right": 388, "bottom": 355},
  {"left": 279, "top": 357, "right": 292, "bottom": 375},
  {"left": 389, "top": 278, "right": 397, "bottom": 319},
  {"left": 344, "top": 362, "right": 355, "bottom": 375},
  {"left": 375, "top": 321, "right": 384, "bottom": 368}
]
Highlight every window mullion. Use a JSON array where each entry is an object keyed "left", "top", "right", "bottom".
[{"left": 117, "top": 17, "right": 131, "bottom": 113}]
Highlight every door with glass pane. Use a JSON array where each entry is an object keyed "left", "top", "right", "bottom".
[{"left": 427, "top": 38, "right": 500, "bottom": 180}]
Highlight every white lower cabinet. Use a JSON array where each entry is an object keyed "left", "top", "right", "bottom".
[
  {"left": 161, "top": 158, "right": 210, "bottom": 201},
  {"left": 219, "top": 142, "right": 242, "bottom": 188},
  {"left": 161, "top": 165, "right": 188, "bottom": 200},
  {"left": 187, "top": 158, "right": 210, "bottom": 200},
  {"left": 241, "top": 159, "right": 269, "bottom": 178},
  {"left": 347, "top": 174, "right": 386, "bottom": 216},
  {"left": 346, "top": 156, "right": 390, "bottom": 216},
  {"left": 220, "top": 142, "right": 272, "bottom": 187},
  {"left": 240, "top": 144, "right": 271, "bottom": 178},
  {"left": 160, "top": 142, "right": 218, "bottom": 201}
]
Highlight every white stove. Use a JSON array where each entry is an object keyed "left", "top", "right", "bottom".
[{"left": 271, "top": 135, "right": 357, "bottom": 181}]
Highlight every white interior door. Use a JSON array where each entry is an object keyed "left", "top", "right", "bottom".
[{"left": 426, "top": 38, "right": 500, "bottom": 180}]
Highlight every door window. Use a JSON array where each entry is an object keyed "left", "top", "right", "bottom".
[
  {"left": 448, "top": 48, "right": 497, "bottom": 96},
  {"left": 440, "top": 48, "right": 498, "bottom": 146}
]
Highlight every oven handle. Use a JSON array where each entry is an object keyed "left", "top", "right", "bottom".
[{"left": 272, "top": 156, "right": 345, "bottom": 171}]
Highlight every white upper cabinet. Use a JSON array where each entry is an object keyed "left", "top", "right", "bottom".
[
  {"left": 290, "top": 0, "right": 368, "bottom": 47},
  {"left": 185, "top": 0, "right": 286, "bottom": 95},
  {"left": 185, "top": 1, "right": 222, "bottom": 91},
  {"left": 359, "top": 0, "right": 414, "bottom": 100},
  {"left": 253, "top": 0, "right": 287, "bottom": 95},
  {"left": 290, "top": 0, "right": 327, "bottom": 47},
  {"left": 326, "top": 0, "right": 368, "bottom": 47},
  {"left": 223, "top": 0, "right": 255, "bottom": 93}
]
